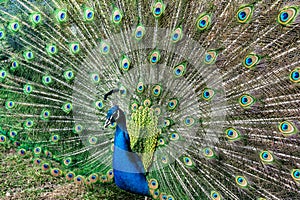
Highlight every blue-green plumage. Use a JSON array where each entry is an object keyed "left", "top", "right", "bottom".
[{"left": 105, "top": 106, "right": 149, "bottom": 196}]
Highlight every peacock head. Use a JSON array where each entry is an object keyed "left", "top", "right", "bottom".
[{"left": 104, "top": 105, "right": 122, "bottom": 128}]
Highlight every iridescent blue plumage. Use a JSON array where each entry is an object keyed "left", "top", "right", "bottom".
[{"left": 105, "top": 106, "right": 150, "bottom": 196}]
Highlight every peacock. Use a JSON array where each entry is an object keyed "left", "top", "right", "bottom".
[{"left": 0, "top": 0, "right": 300, "bottom": 199}]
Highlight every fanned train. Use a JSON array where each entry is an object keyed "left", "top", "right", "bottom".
[{"left": 0, "top": 0, "right": 300, "bottom": 199}]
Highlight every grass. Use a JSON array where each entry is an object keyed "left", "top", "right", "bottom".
[{"left": 0, "top": 145, "right": 146, "bottom": 200}]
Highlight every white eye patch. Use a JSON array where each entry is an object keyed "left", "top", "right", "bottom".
[{"left": 114, "top": 110, "right": 120, "bottom": 120}]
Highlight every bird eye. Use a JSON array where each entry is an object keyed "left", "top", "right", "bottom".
[
  {"left": 112, "top": 7, "right": 122, "bottom": 24},
  {"left": 88, "top": 173, "right": 98, "bottom": 183},
  {"left": 89, "top": 136, "right": 98, "bottom": 145},
  {"left": 169, "top": 132, "right": 180, "bottom": 141},
  {"left": 0, "top": 70, "right": 6, "bottom": 81},
  {"left": 9, "top": 130, "right": 17, "bottom": 138},
  {"left": 171, "top": 27, "right": 183, "bottom": 43},
  {"left": 46, "top": 44, "right": 57, "bottom": 56},
  {"left": 152, "top": 84, "right": 162, "bottom": 97},
  {"left": 23, "top": 84, "right": 33, "bottom": 95},
  {"left": 289, "top": 68, "right": 300, "bottom": 83},
  {"left": 211, "top": 191, "right": 221, "bottom": 200},
  {"left": 167, "top": 98, "right": 178, "bottom": 111},
  {"left": 100, "top": 41, "right": 110, "bottom": 54},
  {"left": 243, "top": 53, "right": 260, "bottom": 69},
  {"left": 202, "top": 88, "right": 215, "bottom": 101},
  {"left": 74, "top": 175, "right": 85, "bottom": 185},
  {"left": 278, "top": 121, "right": 297, "bottom": 136},
  {"left": 24, "top": 119, "right": 34, "bottom": 129},
  {"left": 69, "top": 42, "right": 80, "bottom": 54},
  {"left": 152, "top": 1, "right": 165, "bottom": 18},
  {"left": 197, "top": 14, "right": 211, "bottom": 31},
  {"left": 291, "top": 169, "right": 300, "bottom": 182},
  {"left": 73, "top": 124, "right": 83, "bottom": 134},
  {"left": 62, "top": 102, "right": 72, "bottom": 113},
  {"left": 51, "top": 168, "right": 61, "bottom": 177},
  {"left": 259, "top": 150, "right": 274, "bottom": 163},
  {"left": 42, "top": 163, "right": 50, "bottom": 171},
  {"left": 235, "top": 175, "right": 248, "bottom": 188},
  {"left": 278, "top": 7, "right": 298, "bottom": 25},
  {"left": 63, "top": 157, "right": 72, "bottom": 166},
  {"left": 0, "top": 135, "right": 6, "bottom": 143},
  {"left": 10, "top": 60, "right": 19, "bottom": 71},
  {"left": 136, "top": 81, "right": 145, "bottom": 93},
  {"left": 236, "top": 6, "right": 253, "bottom": 23},
  {"left": 107, "top": 169, "right": 114, "bottom": 179},
  {"left": 110, "top": 116, "right": 116, "bottom": 125},
  {"left": 51, "top": 134, "right": 60, "bottom": 143},
  {"left": 56, "top": 9, "right": 67, "bottom": 23},
  {"left": 95, "top": 100, "right": 104, "bottom": 110},
  {"left": 5, "top": 100, "right": 15, "bottom": 109},
  {"left": 148, "top": 178, "right": 159, "bottom": 189},
  {"left": 42, "top": 75, "right": 52, "bottom": 86},
  {"left": 9, "top": 21, "right": 20, "bottom": 32},
  {"left": 203, "top": 147, "right": 216, "bottom": 159},
  {"left": 183, "top": 156, "right": 194, "bottom": 167},
  {"left": 163, "top": 118, "right": 173, "bottom": 128},
  {"left": 184, "top": 117, "right": 195, "bottom": 127},
  {"left": 158, "top": 137, "right": 165, "bottom": 146},
  {"left": 173, "top": 62, "right": 186, "bottom": 78},
  {"left": 131, "top": 102, "right": 139, "bottom": 112},
  {"left": 84, "top": 8, "right": 94, "bottom": 21},
  {"left": 23, "top": 50, "right": 34, "bottom": 61},
  {"left": 120, "top": 55, "right": 131, "bottom": 72},
  {"left": 150, "top": 189, "right": 160, "bottom": 198},
  {"left": 90, "top": 73, "right": 100, "bottom": 83},
  {"left": 149, "top": 50, "right": 161, "bottom": 64},
  {"left": 33, "top": 158, "right": 41, "bottom": 165},
  {"left": 40, "top": 109, "right": 51, "bottom": 120},
  {"left": 225, "top": 127, "right": 241, "bottom": 141},
  {"left": 134, "top": 24, "right": 145, "bottom": 40},
  {"left": 66, "top": 172, "right": 75, "bottom": 181},
  {"left": 30, "top": 13, "right": 42, "bottom": 25},
  {"left": 18, "top": 148, "right": 26, "bottom": 156},
  {"left": 204, "top": 50, "right": 217, "bottom": 64},
  {"left": 64, "top": 69, "right": 75, "bottom": 81},
  {"left": 239, "top": 94, "right": 255, "bottom": 108}
]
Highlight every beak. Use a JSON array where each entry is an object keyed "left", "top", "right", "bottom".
[{"left": 104, "top": 118, "right": 111, "bottom": 128}]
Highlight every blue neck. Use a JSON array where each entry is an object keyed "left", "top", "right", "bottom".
[
  {"left": 112, "top": 120, "right": 150, "bottom": 196},
  {"left": 114, "top": 123, "right": 131, "bottom": 151}
]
